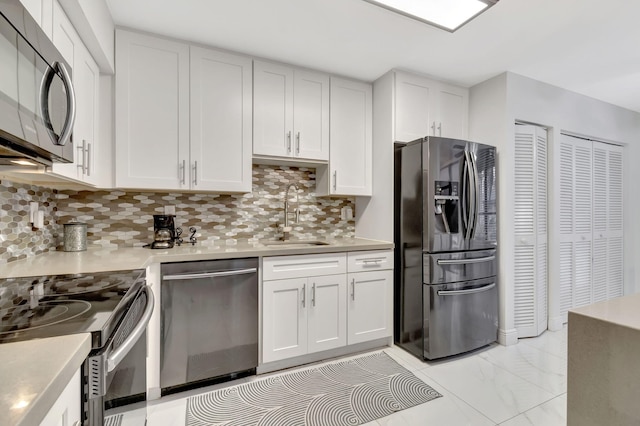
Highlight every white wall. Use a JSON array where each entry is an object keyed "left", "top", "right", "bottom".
[
  {"left": 355, "top": 71, "right": 394, "bottom": 242},
  {"left": 470, "top": 72, "right": 640, "bottom": 341}
]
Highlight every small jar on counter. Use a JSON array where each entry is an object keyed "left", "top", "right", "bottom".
[{"left": 63, "top": 222, "right": 87, "bottom": 252}]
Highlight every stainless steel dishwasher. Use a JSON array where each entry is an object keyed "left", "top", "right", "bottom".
[{"left": 160, "top": 258, "right": 258, "bottom": 395}]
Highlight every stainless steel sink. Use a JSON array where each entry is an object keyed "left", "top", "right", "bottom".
[{"left": 262, "top": 240, "right": 330, "bottom": 247}]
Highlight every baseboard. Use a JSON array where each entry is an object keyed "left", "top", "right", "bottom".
[
  {"left": 548, "top": 315, "right": 565, "bottom": 331},
  {"left": 147, "top": 387, "right": 161, "bottom": 401},
  {"left": 498, "top": 327, "right": 518, "bottom": 346},
  {"left": 257, "top": 338, "right": 390, "bottom": 374}
]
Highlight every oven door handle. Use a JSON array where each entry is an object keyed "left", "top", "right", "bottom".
[{"left": 106, "top": 285, "right": 154, "bottom": 372}]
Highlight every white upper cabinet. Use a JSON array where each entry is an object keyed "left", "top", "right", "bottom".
[
  {"left": 253, "top": 60, "right": 329, "bottom": 162},
  {"left": 20, "top": 0, "right": 53, "bottom": 39},
  {"left": 115, "top": 30, "right": 189, "bottom": 190},
  {"left": 50, "top": 1, "right": 101, "bottom": 186},
  {"left": 190, "top": 46, "right": 252, "bottom": 192},
  {"left": 115, "top": 29, "right": 252, "bottom": 192},
  {"left": 394, "top": 70, "right": 468, "bottom": 142},
  {"left": 317, "top": 77, "right": 372, "bottom": 197}
]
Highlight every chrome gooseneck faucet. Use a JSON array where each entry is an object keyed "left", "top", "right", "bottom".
[{"left": 282, "top": 183, "right": 300, "bottom": 241}]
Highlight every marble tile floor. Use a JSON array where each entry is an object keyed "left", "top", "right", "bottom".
[{"left": 113, "top": 327, "right": 568, "bottom": 426}]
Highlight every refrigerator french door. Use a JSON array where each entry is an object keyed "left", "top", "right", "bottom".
[{"left": 395, "top": 136, "right": 498, "bottom": 360}]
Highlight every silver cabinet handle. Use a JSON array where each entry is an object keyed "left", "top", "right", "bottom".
[
  {"left": 107, "top": 286, "right": 154, "bottom": 372},
  {"left": 76, "top": 143, "right": 84, "bottom": 173},
  {"left": 82, "top": 140, "right": 88, "bottom": 174},
  {"left": 180, "top": 160, "right": 186, "bottom": 184},
  {"left": 333, "top": 171, "right": 337, "bottom": 191},
  {"left": 437, "top": 255, "right": 495, "bottom": 265},
  {"left": 312, "top": 282, "right": 316, "bottom": 306},
  {"left": 438, "top": 122, "right": 442, "bottom": 136},
  {"left": 362, "top": 259, "right": 383, "bottom": 265},
  {"left": 351, "top": 278, "right": 355, "bottom": 301},
  {"left": 302, "top": 283, "right": 306, "bottom": 307},
  {"left": 193, "top": 161, "right": 198, "bottom": 186},
  {"left": 86, "top": 142, "right": 91, "bottom": 176},
  {"left": 296, "top": 132, "right": 300, "bottom": 154},
  {"left": 437, "top": 283, "right": 495, "bottom": 296},
  {"left": 287, "top": 131, "right": 292, "bottom": 153},
  {"left": 163, "top": 268, "right": 257, "bottom": 281}
]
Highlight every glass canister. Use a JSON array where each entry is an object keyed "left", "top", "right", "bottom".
[{"left": 63, "top": 222, "right": 87, "bottom": 252}]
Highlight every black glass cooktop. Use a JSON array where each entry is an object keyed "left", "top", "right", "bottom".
[{"left": 0, "top": 269, "right": 145, "bottom": 348}]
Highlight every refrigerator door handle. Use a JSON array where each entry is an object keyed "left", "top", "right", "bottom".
[
  {"left": 437, "top": 283, "right": 495, "bottom": 296},
  {"left": 468, "top": 150, "right": 480, "bottom": 239},
  {"left": 461, "top": 152, "right": 470, "bottom": 237},
  {"left": 436, "top": 255, "right": 495, "bottom": 265}
]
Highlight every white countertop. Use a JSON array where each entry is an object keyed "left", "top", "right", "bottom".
[
  {"left": 0, "top": 237, "right": 393, "bottom": 424},
  {"left": 0, "top": 334, "right": 91, "bottom": 426},
  {"left": 569, "top": 292, "right": 640, "bottom": 331},
  {"left": 0, "top": 237, "right": 394, "bottom": 278}
]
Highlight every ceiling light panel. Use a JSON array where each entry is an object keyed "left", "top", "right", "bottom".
[{"left": 363, "top": 0, "right": 497, "bottom": 31}]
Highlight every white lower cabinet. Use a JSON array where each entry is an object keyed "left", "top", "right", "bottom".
[
  {"left": 262, "top": 253, "right": 347, "bottom": 363},
  {"left": 261, "top": 250, "right": 393, "bottom": 364},
  {"left": 347, "top": 269, "right": 393, "bottom": 345},
  {"left": 346, "top": 250, "right": 394, "bottom": 345},
  {"left": 39, "top": 368, "right": 81, "bottom": 426}
]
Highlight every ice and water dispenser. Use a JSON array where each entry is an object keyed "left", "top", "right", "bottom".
[{"left": 434, "top": 180, "right": 459, "bottom": 234}]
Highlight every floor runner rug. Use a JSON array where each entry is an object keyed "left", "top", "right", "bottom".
[{"left": 185, "top": 351, "right": 442, "bottom": 426}]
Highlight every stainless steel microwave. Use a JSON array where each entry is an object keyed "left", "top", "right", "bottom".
[{"left": 0, "top": 0, "right": 75, "bottom": 167}]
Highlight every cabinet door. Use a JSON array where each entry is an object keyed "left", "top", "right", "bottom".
[
  {"left": 50, "top": 1, "right": 82, "bottom": 181},
  {"left": 307, "top": 274, "right": 347, "bottom": 354},
  {"left": 21, "top": 0, "right": 53, "bottom": 39},
  {"left": 262, "top": 278, "right": 308, "bottom": 363},
  {"left": 39, "top": 369, "right": 81, "bottom": 426},
  {"left": 115, "top": 29, "right": 189, "bottom": 189},
  {"left": 347, "top": 270, "right": 393, "bottom": 344},
  {"left": 435, "top": 84, "right": 468, "bottom": 139},
  {"left": 190, "top": 47, "right": 252, "bottom": 192},
  {"left": 253, "top": 60, "right": 294, "bottom": 157},
  {"left": 293, "top": 70, "right": 329, "bottom": 161},
  {"left": 394, "top": 71, "right": 433, "bottom": 142},
  {"left": 329, "top": 77, "right": 372, "bottom": 196},
  {"left": 74, "top": 43, "right": 100, "bottom": 186}
]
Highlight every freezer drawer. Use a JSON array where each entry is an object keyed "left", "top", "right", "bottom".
[
  {"left": 423, "top": 249, "right": 496, "bottom": 284},
  {"left": 424, "top": 277, "right": 498, "bottom": 359}
]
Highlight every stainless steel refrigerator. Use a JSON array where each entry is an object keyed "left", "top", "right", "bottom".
[{"left": 394, "top": 136, "right": 498, "bottom": 360}]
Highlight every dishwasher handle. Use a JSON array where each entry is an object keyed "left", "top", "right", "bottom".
[{"left": 163, "top": 268, "right": 257, "bottom": 281}]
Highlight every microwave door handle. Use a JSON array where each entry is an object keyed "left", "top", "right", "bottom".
[
  {"left": 106, "top": 286, "right": 154, "bottom": 372},
  {"left": 39, "top": 62, "right": 76, "bottom": 146},
  {"left": 55, "top": 62, "right": 76, "bottom": 146},
  {"left": 39, "top": 66, "right": 57, "bottom": 143}
]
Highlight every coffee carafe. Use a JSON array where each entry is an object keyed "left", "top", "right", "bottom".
[{"left": 151, "top": 214, "right": 176, "bottom": 249}]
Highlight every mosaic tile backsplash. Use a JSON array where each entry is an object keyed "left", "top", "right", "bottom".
[
  {"left": 58, "top": 165, "right": 355, "bottom": 247},
  {"left": 0, "top": 180, "right": 57, "bottom": 264},
  {"left": 0, "top": 165, "right": 355, "bottom": 263}
]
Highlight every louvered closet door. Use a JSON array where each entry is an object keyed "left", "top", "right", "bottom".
[
  {"left": 592, "top": 142, "right": 624, "bottom": 301},
  {"left": 607, "top": 146, "right": 623, "bottom": 298},
  {"left": 514, "top": 125, "right": 548, "bottom": 337},
  {"left": 558, "top": 134, "right": 596, "bottom": 319}
]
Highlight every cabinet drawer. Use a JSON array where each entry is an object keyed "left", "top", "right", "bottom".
[
  {"left": 347, "top": 250, "right": 393, "bottom": 272},
  {"left": 263, "top": 253, "right": 347, "bottom": 280}
]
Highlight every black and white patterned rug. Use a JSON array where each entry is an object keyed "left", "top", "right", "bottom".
[{"left": 185, "top": 351, "right": 441, "bottom": 426}]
